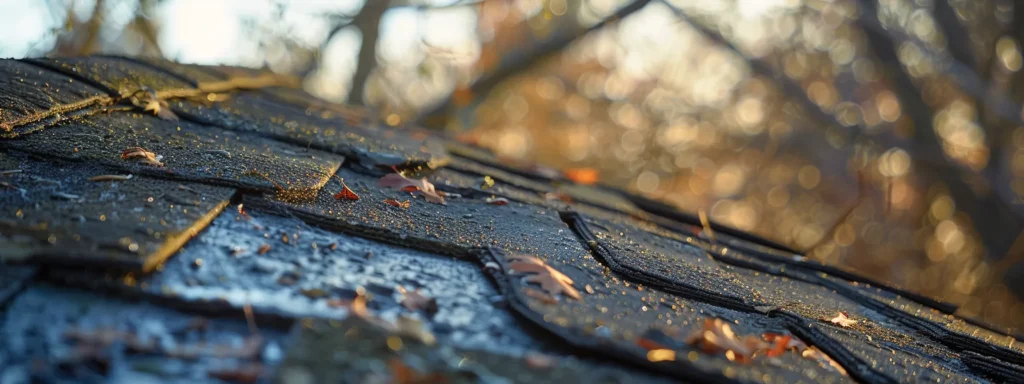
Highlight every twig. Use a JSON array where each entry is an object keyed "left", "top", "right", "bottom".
[
  {"left": 698, "top": 208, "right": 716, "bottom": 245},
  {"left": 417, "top": 0, "right": 654, "bottom": 126}
]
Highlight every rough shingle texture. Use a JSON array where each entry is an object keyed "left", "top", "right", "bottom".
[{"left": 0, "top": 56, "right": 1021, "bottom": 383}]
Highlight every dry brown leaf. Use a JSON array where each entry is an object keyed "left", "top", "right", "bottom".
[
  {"left": 236, "top": 203, "right": 250, "bottom": 220},
  {"left": 524, "top": 352, "right": 558, "bottom": 369},
  {"left": 685, "top": 318, "right": 767, "bottom": 363},
  {"left": 384, "top": 199, "right": 411, "bottom": 209},
  {"left": 485, "top": 197, "right": 509, "bottom": 205},
  {"left": 827, "top": 311, "right": 858, "bottom": 327},
  {"left": 121, "top": 147, "right": 164, "bottom": 167},
  {"left": 207, "top": 364, "right": 264, "bottom": 384},
  {"left": 507, "top": 254, "right": 581, "bottom": 300},
  {"left": 762, "top": 333, "right": 806, "bottom": 357},
  {"left": 563, "top": 167, "right": 599, "bottom": 184},
  {"left": 398, "top": 286, "right": 438, "bottom": 315},
  {"left": 388, "top": 358, "right": 446, "bottom": 384},
  {"left": 802, "top": 347, "right": 848, "bottom": 375},
  {"left": 135, "top": 87, "right": 179, "bottom": 121},
  {"left": 334, "top": 179, "right": 360, "bottom": 201},
  {"left": 522, "top": 287, "right": 557, "bottom": 305},
  {"left": 421, "top": 189, "right": 446, "bottom": 204},
  {"left": 378, "top": 173, "right": 445, "bottom": 204},
  {"left": 762, "top": 332, "right": 847, "bottom": 376}
]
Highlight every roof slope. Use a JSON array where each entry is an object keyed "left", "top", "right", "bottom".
[{"left": 0, "top": 56, "right": 1021, "bottom": 384}]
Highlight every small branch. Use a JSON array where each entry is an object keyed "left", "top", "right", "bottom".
[
  {"left": 416, "top": 0, "right": 654, "bottom": 126},
  {"left": 348, "top": 0, "right": 391, "bottom": 106},
  {"left": 932, "top": 0, "right": 976, "bottom": 70}
]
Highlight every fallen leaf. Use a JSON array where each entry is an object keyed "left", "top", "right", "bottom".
[
  {"left": 802, "top": 347, "right": 848, "bottom": 375},
  {"left": 523, "top": 287, "right": 557, "bottom": 305},
  {"left": 388, "top": 358, "right": 446, "bottom": 384},
  {"left": 236, "top": 203, "right": 249, "bottom": 219},
  {"left": 685, "top": 318, "right": 767, "bottom": 363},
  {"left": 524, "top": 352, "right": 558, "bottom": 369},
  {"left": 207, "top": 364, "right": 263, "bottom": 384},
  {"left": 378, "top": 173, "right": 432, "bottom": 192},
  {"left": 421, "top": 190, "right": 446, "bottom": 204},
  {"left": 636, "top": 337, "right": 669, "bottom": 351},
  {"left": 398, "top": 286, "right": 438, "bottom": 315},
  {"left": 506, "top": 254, "right": 581, "bottom": 300},
  {"left": 485, "top": 197, "right": 509, "bottom": 205},
  {"left": 762, "top": 333, "right": 807, "bottom": 358},
  {"left": 334, "top": 179, "right": 360, "bottom": 201},
  {"left": 135, "top": 87, "right": 179, "bottom": 121},
  {"left": 121, "top": 147, "right": 164, "bottom": 167},
  {"left": 647, "top": 349, "right": 677, "bottom": 362},
  {"left": 563, "top": 167, "right": 599, "bottom": 184},
  {"left": 384, "top": 199, "right": 411, "bottom": 209},
  {"left": 378, "top": 173, "right": 445, "bottom": 204},
  {"left": 826, "top": 311, "right": 858, "bottom": 327}
]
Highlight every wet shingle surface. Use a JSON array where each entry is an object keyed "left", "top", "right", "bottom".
[
  {"left": 0, "top": 60, "right": 108, "bottom": 136},
  {"left": 170, "top": 92, "right": 447, "bottom": 169},
  {"left": 3, "top": 112, "right": 343, "bottom": 193},
  {"left": 1, "top": 56, "right": 1022, "bottom": 384},
  {"left": 0, "top": 285, "right": 285, "bottom": 384},
  {"left": 23, "top": 57, "right": 196, "bottom": 96},
  {"left": 0, "top": 151, "right": 233, "bottom": 271}
]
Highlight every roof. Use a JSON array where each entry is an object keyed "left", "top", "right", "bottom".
[{"left": 0, "top": 56, "right": 1022, "bottom": 383}]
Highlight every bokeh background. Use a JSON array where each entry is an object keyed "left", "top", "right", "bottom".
[{"left": 3, "top": 0, "right": 1024, "bottom": 331}]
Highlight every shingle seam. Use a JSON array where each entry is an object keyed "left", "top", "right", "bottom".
[{"left": 471, "top": 246, "right": 749, "bottom": 384}]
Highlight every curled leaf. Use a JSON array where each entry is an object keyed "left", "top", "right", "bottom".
[
  {"left": 421, "top": 190, "right": 446, "bottom": 204},
  {"left": 121, "top": 147, "right": 164, "bottom": 167},
  {"left": 525, "top": 352, "right": 558, "bottom": 369},
  {"left": 134, "top": 87, "right": 178, "bottom": 121},
  {"left": 762, "top": 333, "right": 807, "bottom": 357},
  {"left": 647, "top": 349, "right": 677, "bottom": 362},
  {"left": 485, "top": 197, "right": 509, "bottom": 205},
  {"left": 802, "top": 347, "right": 848, "bottom": 375},
  {"left": 507, "top": 254, "right": 581, "bottom": 300},
  {"left": 378, "top": 173, "right": 444, "bottom": 204},
  {"left": 398, "top": 286, "right": 438, "bottom": 315},
  {"left": 685, "top": 318, "right": 767, "bottom": 363},
  {"left": 523, "top": 287, "right": 557, "bottom": 305},
  {"left": 333, "top": 179, "right": 359, "bottom": 201},
  {"left": 384, "top": 199, "right": 411, "bottom": 209},
  {"left": 827, "top": 311, "right": 858, "bottom": 327},
  {"left": 563, "top": 167, "right": 599, "bottom": 184}
]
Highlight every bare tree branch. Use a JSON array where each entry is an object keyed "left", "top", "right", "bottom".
[
  {"left": 933, "top": 0, "right": 977, "bottom": 70},
  {"left": 662, "top": 0, "right": 1024, "bottom": 258},
  {"left": 857, "top": 0, "right": 1023, "bottom": 259},
  {"left": 416, "top": 0, "right": 654, "bottom": 127},
  {"left": 348, "top": 0, "right": 390, "bottom": 106}
]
